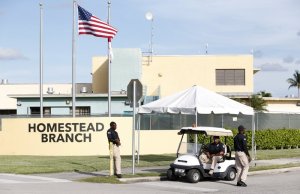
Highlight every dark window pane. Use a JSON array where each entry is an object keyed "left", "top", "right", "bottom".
[
  {"left": 69, "top": 107, "right": 91, "bottom": 116},
  {"left": 30, "top": 107, "right": 51, "bottom": 115}
]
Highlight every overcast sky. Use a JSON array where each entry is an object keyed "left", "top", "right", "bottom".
[{"left": 0, "top": 0, "right": 300, "bottom": 97}]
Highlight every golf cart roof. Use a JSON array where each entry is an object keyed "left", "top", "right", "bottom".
[{"left": 179, "top": 126, "right": 233, "bottom": 137}]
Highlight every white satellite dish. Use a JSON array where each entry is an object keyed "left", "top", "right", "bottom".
[{"left": 145, "top": 12, "right": 153, "bottom": 20}]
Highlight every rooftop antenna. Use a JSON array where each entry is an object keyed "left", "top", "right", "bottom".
[{"left": 145, "top": 12, "right": 154, "bottom": 61}]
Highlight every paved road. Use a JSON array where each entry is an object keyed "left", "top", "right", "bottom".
[
  {"left": 0, "top": 174, "right": 70, "bottom": 184},
  {"left": 0, "top": 169, "right": 299, "bottom": 194}
]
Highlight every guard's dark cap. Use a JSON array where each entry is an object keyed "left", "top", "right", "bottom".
[
  {"left": 213, "top": 136, "right": 220, "bottom": 139},
  {"left": 238, "top": 125, "right": 246, "bottom": 131}
]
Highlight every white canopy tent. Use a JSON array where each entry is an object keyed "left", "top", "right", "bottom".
[
  {"left": 138, "top": 85, "right": 256, "bottom": 158},
  {"left": 139, "top": 85, "right": 254, "bottom": 115}
]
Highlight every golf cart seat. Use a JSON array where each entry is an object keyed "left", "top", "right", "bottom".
[
  {"left": 216, "top": 144, "right": 228, "bottom": 163},
  {"left": 224, "top": 145, "right": 232, "bottom": 159}
]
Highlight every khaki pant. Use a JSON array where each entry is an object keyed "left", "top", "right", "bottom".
[
  {"left": 199, "top": 153, "right": 211, "bottom": 164},
  {"left": 113, "top": 145, "right": 122, "bottom": 175},
  {"left": 210, "top": 156, "right": 223, "bottom": 170},
  {"left": 235, "top": 151, "right": 249, "bottom": 182}
]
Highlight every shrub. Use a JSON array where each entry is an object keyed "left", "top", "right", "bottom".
[{"left": 196, "top": 128, "right": 300, "bottom": 150}]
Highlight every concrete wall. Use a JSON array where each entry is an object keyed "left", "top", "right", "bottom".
[
  {"left": 0, "top": 84, "right": 72, "bottom": 110},
  {"left": 264, "top": 97, "right": 300, "bottom": 113},
  {"left": 92, "top": 57, "right": 108, "bottom": 93},
  {"left": 141, "top": 55, "right": 254, "bottom": 97},
  {"left": 92, "top": 52, "right": 254, "bottom": 98},
  {"left": 0, "top": 117, "right": 181, "bottom": 156},
  {"left": 16, "top": 96, "right": 132, "bottom": 115},
  {"left": 92, "top": 48, "right": 142, "bottom": 94}
]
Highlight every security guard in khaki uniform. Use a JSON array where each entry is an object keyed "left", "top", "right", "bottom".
[
  {"left": 234, "top": 125, "right": 251, "bottom": 187},
  {"left": 107, "top": 121, "right": 122, "bottom": 178}
]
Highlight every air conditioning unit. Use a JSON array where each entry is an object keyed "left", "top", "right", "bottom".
[
  {"left": 47, "top": 87, "right": 54, "bottom": 94},
  {"left": 80, "top": 87, "right": 87, "bottom": 93},
  {"left": 296, "top": 102, "right": 300, "bottom": 106},
  {"left": 1, "top": 79, "right": 8, "bottom": 84}
]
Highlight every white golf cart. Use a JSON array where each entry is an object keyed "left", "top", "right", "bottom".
[{"left": 167, "top": 126, "right": 236, "bottom": 183}]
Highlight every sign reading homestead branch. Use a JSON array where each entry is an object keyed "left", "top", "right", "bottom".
[
  {"left": 28, "top": 122, "right": 104, "bottom": 143},
  {"left": 0, "top": 117, "right": 132, "bottom": 155}
]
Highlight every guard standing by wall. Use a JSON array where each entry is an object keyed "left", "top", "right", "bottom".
[
  {"left": 234, "top": 125, "right": 251, "bottom": 187},
  {"left": 107, "top": 121, "right": 122, "bottom": 178}
]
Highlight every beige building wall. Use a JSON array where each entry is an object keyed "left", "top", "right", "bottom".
[
  {"left": 264, "top": 97, "right": 300, "bottom": 113},
  {"left": 0, "top": 84, "right": 72, "bottom": 110},
  {"left": 92, "top": 57, "right": 108, "bottom": 93},
  {"left": 141, "top": 55, "right": 254, "bottom": 97},
  {"left": 0, "top": 117, "right": 181, "bottom": 156},
  {"left": 92, "top": 54, "right": 254, "bottom": 97}
]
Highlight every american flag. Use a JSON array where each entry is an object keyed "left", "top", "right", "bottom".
[{"left": 78, "top": 5, "right": 117, "bottom": 39}]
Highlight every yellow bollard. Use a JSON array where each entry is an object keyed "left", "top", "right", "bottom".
[{"left": 109, "top": 142, "right": 114, "bottom": 176}]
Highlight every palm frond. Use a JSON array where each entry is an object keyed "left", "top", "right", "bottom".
[{"left": 287, "top": 70, "right": 300, "bottom": 90}]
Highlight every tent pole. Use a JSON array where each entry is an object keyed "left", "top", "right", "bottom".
[
  {"left": 137, "top": 113, "right": 140, "bottom": 164},
  {"left": 195, "top": 108, "right": 198, "bottom": 151},
  {"left": 149, "top": 115, "right": 152, "bottom": 130},
  {"left": 195, "top": 108, "right": 198, "bottom": 127},
  {"left": 251, "top": 113, "right": 256, "bottom": 160}
]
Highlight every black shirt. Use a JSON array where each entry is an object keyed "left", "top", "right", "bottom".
[
  {"left": 207, "top": 142, "right": 225, "bottom": 154},
  {"left": 234, "top": 133, "right": 248, "bottom": 153},
  {"left": 107, "top": 128, "right": 120, "bottom": 144}
]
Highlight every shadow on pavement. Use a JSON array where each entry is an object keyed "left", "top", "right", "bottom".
[
  {"left": 141, "top": 168, "right": 167, "bottom": 173},
  {"left": 74, "top": 169, "right": 107, "bottom": 177}
]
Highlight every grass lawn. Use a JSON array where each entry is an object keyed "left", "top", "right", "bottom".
[
  {"left": 79, "top": 176, "right": 123, "bottom": 184},
  {"left": 0, "top": 154, "right": 176, "bottom": 174},
  {"left": 0, "top": 148, "right": 299, "bottom": 174},
  {"left": 255, "top": 148, "right": 300, "bottom": 160},
  {"left": 249, "top": 163, "right": 300, "bottom": 171}
]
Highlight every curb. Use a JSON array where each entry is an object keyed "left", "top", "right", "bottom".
[
  {"left": 119, "top": 176, "right": 166, "bottom": 183},
  {"left": 248, "top": 166, "right": 300, "bottom": 176},
  {"left": 119, "top": 166, "right": 300, "bottom": 183}
]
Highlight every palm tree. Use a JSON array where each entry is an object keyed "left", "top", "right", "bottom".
[
  {"left": 232, "top": 95, "right": 267, "bottom": 112},
  {"left": 287, "top": 70, "right": 300, "bottom": 97},
  {"left": 257, "top": 90, "right": 272, "bottom": 97},
  {"left": 249, "top": 94, "right": 267, "bottom": 112}
]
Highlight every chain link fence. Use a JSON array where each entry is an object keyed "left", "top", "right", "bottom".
[
  {"left": 255, "top": 113, "right": 300, "bottom": 129},
  {"left": 139, "top": 113, "right": 300, "bottom": 130},
  {"left": 1, "top": 113, "right": 300, "bottom": 131}
]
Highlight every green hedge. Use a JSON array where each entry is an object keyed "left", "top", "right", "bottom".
[
  {"left": 190, "top": 128, "right": 300, "bottom": 150},
  {"left": 254, "top": 129, "right": 300, "bottom": 149}
]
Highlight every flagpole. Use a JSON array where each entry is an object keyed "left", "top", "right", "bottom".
[
  {"left": 72, "top": 0, "right": 77, "bottom": 117},
  {"left": 107, "top": 0, "right": 111, "bottom": 117},
  {"left": 39, "top": 3, "right": 44, "bottom": 118}
]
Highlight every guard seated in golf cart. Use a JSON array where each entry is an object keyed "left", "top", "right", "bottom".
[
  {"left": 167, "top": 126, "right": 236, "bottom": 183},
  {"left": 199, "top": 136, "right": 226, "bottom": 175}
]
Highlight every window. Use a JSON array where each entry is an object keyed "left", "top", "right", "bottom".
[
  {"left": 30, "top": 107, "right": 51, "bottom": 115},
  {"left": 69, "top": 107, "right": 91, "bottom": 116},
  {"left": 0, "top": 110, "right": 16, "bottom": 115},
  {"left": 216, "top": 69, "right": 245, "bottom": 85}
]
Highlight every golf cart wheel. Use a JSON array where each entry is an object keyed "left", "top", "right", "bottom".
[
  {"left": 187, "top": 169, "right": 201, "bottom": 183},
  {"left": 167, "top": 169, "right": 177, "bottom": 181},
  {"left": 225, "top": 167, "right": 236, "bottom": 181}
]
